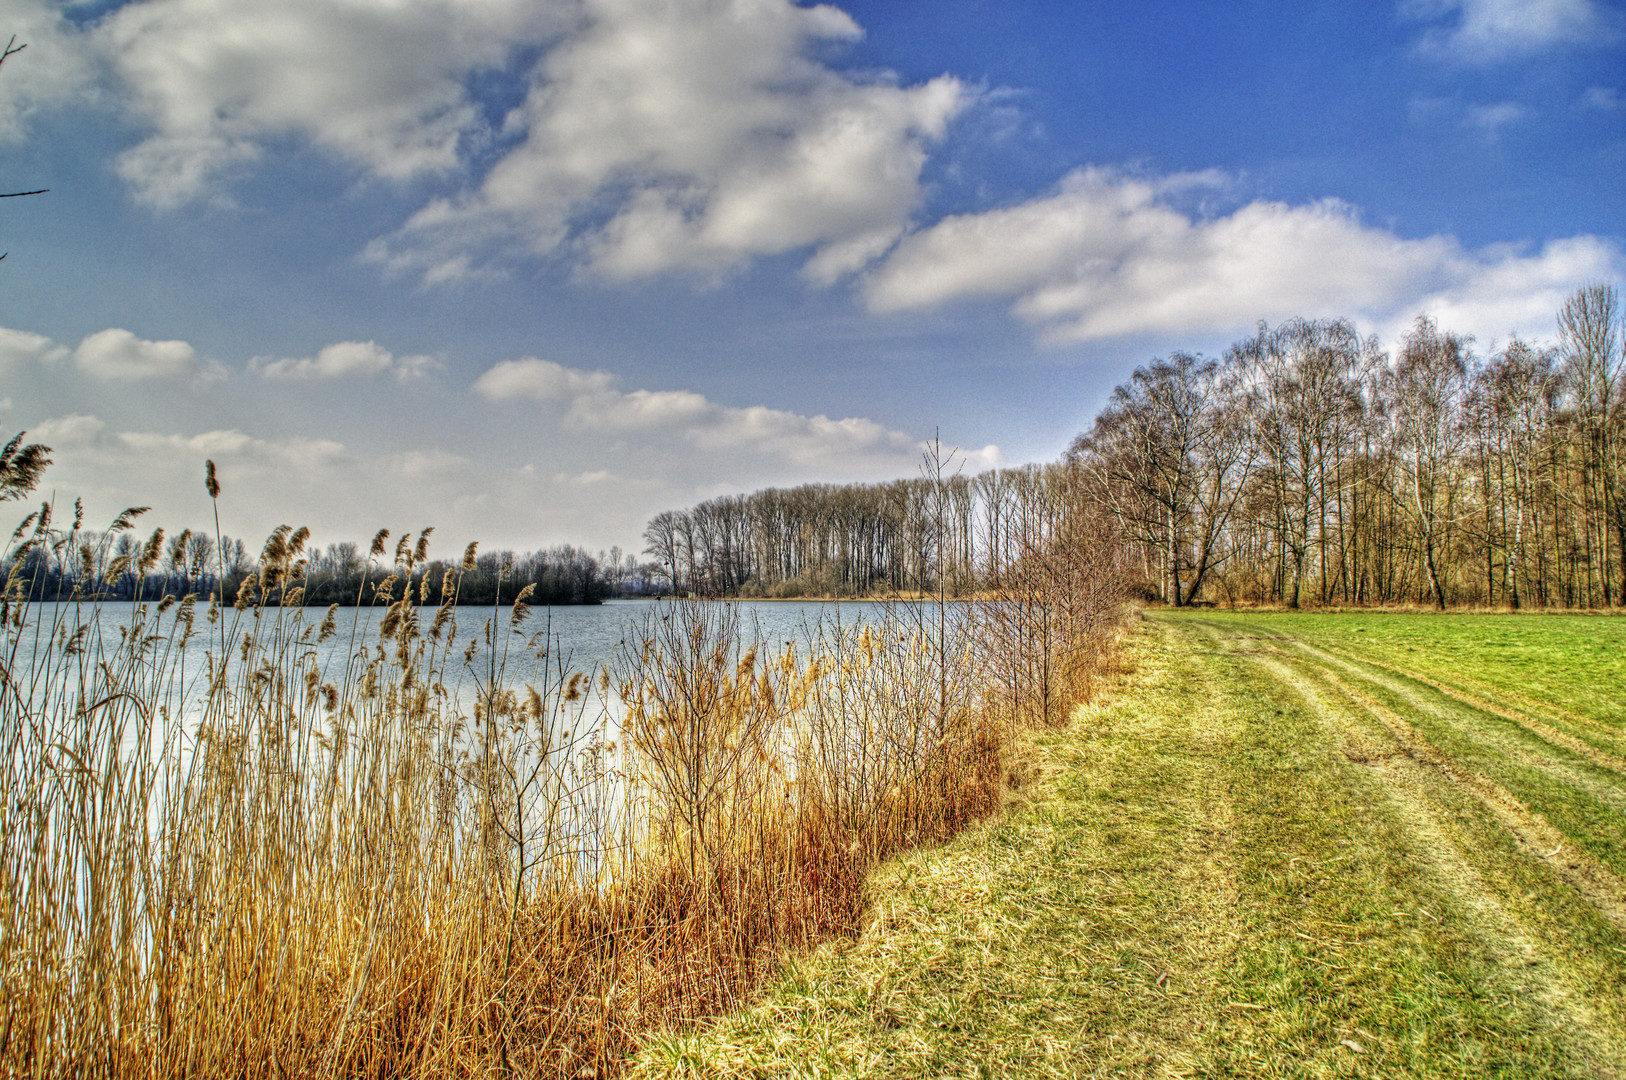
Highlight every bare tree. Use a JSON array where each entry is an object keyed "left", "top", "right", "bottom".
[
  {"left": 1386, "top": 316, "right": 1472, "bottom": 608},
  {"left": 1069, "top": 352, "right": 1215, "bottom": 605},
  {"left": 1558, "top": 283, "right": 1624, "bottom": 605},
  {"left": 1228, "top": 319, "right": 1368, "bottom": 607}
]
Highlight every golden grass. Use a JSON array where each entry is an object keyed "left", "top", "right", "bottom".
[{"left": 0, "top": 492, "right": 1122, "bottom": 1076}]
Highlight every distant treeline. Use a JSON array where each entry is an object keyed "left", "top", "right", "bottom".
[
  {"left": 640, "top": 463, "right": 1093, "bottom": 599},
  {"left": 0, "top": 518, "right": 663, "bottom": 606},
  {"left": 643, "top": 284, "right": 1624, "bottom": 609},
  {"left": 641, "top": 476, "right": 981, "bottom": 597}
]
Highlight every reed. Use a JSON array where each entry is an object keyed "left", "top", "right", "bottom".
[{"left": 0, "top": 468, "right": 1125, "bottom": 1078}]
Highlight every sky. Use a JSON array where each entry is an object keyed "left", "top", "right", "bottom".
[{"left": 1, "top": 0, "right": 1622, "bottom": 559}]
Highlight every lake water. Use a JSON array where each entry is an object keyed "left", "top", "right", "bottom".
[
  {"left": 3, "top": 597, "right": 913, "bottom": 725},
  {"left": 3, "top": 596, "right": 959, "bottom": 892}
]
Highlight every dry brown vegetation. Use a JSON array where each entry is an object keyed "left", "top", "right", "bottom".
[{"left": 0, "top": 458, "right": 1128, "bottom": 1077}]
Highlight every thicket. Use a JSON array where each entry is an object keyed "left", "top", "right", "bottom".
[{"left": 0, "top": 447, "right": 1129, "bottom": 1076}]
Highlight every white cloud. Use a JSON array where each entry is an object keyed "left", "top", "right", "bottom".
[
  {"left": 387, "top": 447, "right": 473, "bottom": 483},
  {"left": 1463, "top": 100, "right": 1530, "bottom": 135},
  {"left": 473, "top": 355, "right": 956, "bottom": 469},
  {"left": 1410, "top": 96, "right": 1532, "bottom": 137},
  {"left": 11, "top": 339, "right": 998, "bottom": 557},
  {"left": 472, "top": 356, "right": 615, "bottom": 400},
  {"left": 862, "top": 167, "right": 1624, "bottom": 347},
  {"left": 556, "top": 468, "right": 616, "bottom": 487},
  {"left": 31, "top": 413, "right": 107, "bottom": 446},
  {"left": 72, "top": 327, "right": 210, "bottom": 381},
  {"left": 1391, "top": 235, "right": 1623, "bottom": 347},
  {"left": 96, "top": 0, "right": 567, "bottom": 206},
  {"left": 0, "top": 1, "right": 96, "bottom": 142},
  {"left": 88, "top": 0, "right": 966, "bottom": 275},
  {"left": 0, "top": 325, "right": 69, "bottom": 371},
  {"left": 1406, "top": 0, "right": 1609, "bottom": 62},
  {"left": 371, "top": 0, "right": 968, "bottom": 283},
  {"left": 1583, "top": 86, "right": 1622, "bottom": 110},
  {"left": 12, "top": 412, "right": 375, "bottom": 543},
  {"left": 252, "top": 340, "right": 439, "bottom": 380}
]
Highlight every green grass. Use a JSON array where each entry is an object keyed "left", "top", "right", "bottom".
[
  {"left": 1197, "top": 610, "right": 1626, "bottom": 739},
  {"left": 624, "top": 611, "right": 1626, "bottom": 1078}
]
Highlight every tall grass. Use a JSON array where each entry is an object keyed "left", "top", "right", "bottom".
[{"left": 1, "top": 482, "right": 1125, "bottom": 1076}]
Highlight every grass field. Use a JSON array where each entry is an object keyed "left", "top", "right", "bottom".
[{"left": 625, "top": 609, "right": 1626, "bottom": 1078}]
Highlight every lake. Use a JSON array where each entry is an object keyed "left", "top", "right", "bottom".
[{"left": 2, "top": 597, "right": 914, "bottom": 726}]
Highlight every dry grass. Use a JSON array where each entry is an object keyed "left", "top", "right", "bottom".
[{"left": 0, "top": 487, "right": 1123, "bottom": 1076}]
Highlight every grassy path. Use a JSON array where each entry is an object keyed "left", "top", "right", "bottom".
[{"left": 627, "top": 612, "right": 1626, "bottom": 1078}]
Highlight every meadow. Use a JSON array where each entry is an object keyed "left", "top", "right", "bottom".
[{"left": 632, "top": 610, "right": 1626, "bottom": 1078}]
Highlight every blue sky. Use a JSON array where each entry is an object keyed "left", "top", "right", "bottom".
[{"left": 1, "top": 0, "right": 1621, "bottom": 556}]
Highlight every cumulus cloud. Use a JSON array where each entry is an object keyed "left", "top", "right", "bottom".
[
  {"left": 33, "top": 414, "right": 347, "bottom": 478},
  {"left": 87, "top": 0, "right": 965, "bottom": 274},
  {"left": 0, "top": 1, "right": 96, "bottom": 142},
  {"left": 1388, "top": 235, "right": 1622, "bottom": 347},
  {"left": 13, "top": 343, "right": 997, "bottom": 557},
  {"left": 472, "top": 356, "right": 992, "bottom": 470},
  {"left": 1406, "top": 0, "right": 1611, "bottom": 62},
  {"left": 31, "top": 413, "right": 108, "bottom": 447},
  {"left": 862, "top": 168, "right": 1624, "bottom": 346},
  {"left": 10, "top": 411, "right": 397, "bottom": 550},
  {"left": 72, "top": 327, "right": 212, "bottom": 381},
  {"left": 1463, "top": 100, "right": 1531, "bottom": 135},
  {"left": 472, "top": 356, "right": 615, "bottom": 400},
  {"left": 252, "top": 340, "right": 439, "bottom": 380},
  {"left": 96, "top": 0, "right": 566, "bottom": 206},
  {"left": 370, "top": 0, "right": 968, "bottom": 283},
  {"left": 3, "top": 323, "right": 220, "bottom": 383},
  {"left": 0, "top": 325, "right": 69, "bottom": 371}
]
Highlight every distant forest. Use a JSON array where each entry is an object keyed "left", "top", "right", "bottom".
[
  {"left": 641, "top": 284, "right": 1624, "bottom": 609},
  {"left": 1, "top": 521, "right": 656, "bottom": 606}
]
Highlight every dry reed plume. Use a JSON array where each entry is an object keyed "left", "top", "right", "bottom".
[{"left": 1, "top": 463, "right": 1125, "bottom": 1078}]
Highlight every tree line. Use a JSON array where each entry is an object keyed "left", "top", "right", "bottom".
[
  {"left": 639, "top": 453, "right": 1112, "bottom": 601},
  {"left": 8, "top": 285, "right": 1618, "bottom": 612},
  {"left": 0, "top": 510, "right": 649, "bottom": 606},
  {"left": 642, "top": 284, "right": 1622, "bottom": 609},
  {"left": 640, "top": 472, "right": 979, "bottom": 597},
  {"left": 1070, "top": 284, "right": 1623, "bottom": 608}
]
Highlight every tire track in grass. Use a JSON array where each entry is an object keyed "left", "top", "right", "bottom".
[
  {"left": 1277, "top": 638, "right": 1626, "bottom": 880},
  {"left": 1347, "top": 647, "right": 1626, "bottom": 753},
  {"left": 1236, "top": 645, "right": 1626, "bottom": 1075},
  {"left": 1309, "top": 643, "right": 1626, "bottom": 778},
  {"left": 1170, "top": 618, "right": 1599, "bottom": 1077},
  {"left": 1289, "top": 640, "right": 1626, "bottom": 822},
  {"left": 1311, "top": 658, "right": 1626, "bottom": 932}
]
